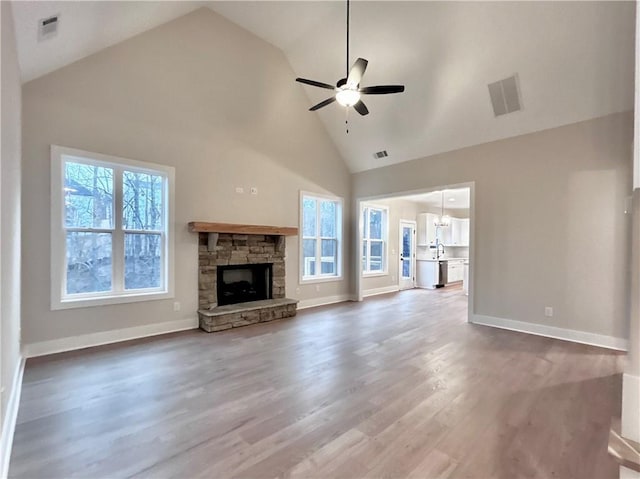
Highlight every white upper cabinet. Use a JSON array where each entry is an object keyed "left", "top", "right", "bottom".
[
  {"left": 446, "top": 217, "right": 470, "bottom": 246},
  {"left": 417, "top": 213, "right": 438, "bottom": 245}
]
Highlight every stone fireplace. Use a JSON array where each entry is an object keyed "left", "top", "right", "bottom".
[{"left": 190, "top": 222, "right": 298, "bottom": 332}]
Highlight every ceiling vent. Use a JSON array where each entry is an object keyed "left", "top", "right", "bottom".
[
  {"left": 488, "top": 74, "right": 522, "bottom": 116},
  {"left": 38, "top": 15, "right": 59, "bottom": 42},
  {"left": 373, "top": 150, "right": 389, "bottom": 159}
]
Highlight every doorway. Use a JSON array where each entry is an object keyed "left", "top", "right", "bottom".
[
  {"left": 356, "top": 182, "right": 475, "bottom": 323},
  {"left": 399, "top": 220, "right": 416, "bottom": 290}
]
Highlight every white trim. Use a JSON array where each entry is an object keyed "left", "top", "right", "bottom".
[
  {"left": 23, "top": 317, "right": 198, "bottom": 358},
  {"left": 299, "top": 191, "right": 343, "bottom": 284},
  {"left": 621, "top": 373, "right": 640, "bottom": 442},
  {"left": 363, "top": 285, "right": 400, "bottom": 298},
  {"left": 1, "top": 356, "right": 25, "bottom": 479},
  {"left": 361, "top": 203, "right": 389, "bottom": 275},
  {"left": 398, "top": 219, "right": 417, "bottom": 291},
  {"left": 50, "top": 145, "right": 175, "bottom": 310},
  {"left": 297, "top": 294, "right": 354, "bottom": 310},
  {"left": 471, "top": 314, "right": 628, "bottom": 351}
]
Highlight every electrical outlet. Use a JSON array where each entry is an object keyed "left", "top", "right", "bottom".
[
  {"left": 173, "top": 302, "right": 181, "bottom": 312},
  {"left": 250, "top": 187, "right": 258, "bottom": 195},
  {"left": 295, "top": 287, "right": 300, "bottom": 294},
  {"left": 315, "top": 284, "right": 320, "bottom": 292},
  {"left": 545, "top": 306, "right": 553, "bottom": 317},
  {"left": 235, "top": 187, "right": 244, "bottom": 194}
]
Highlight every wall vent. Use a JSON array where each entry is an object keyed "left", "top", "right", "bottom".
[
  {"left": 38, "top": 15, "right": 59, "bottom": 42},
  {"left": 488, "top": 74, "right": 522, "bottom": 116},
  {"left": 373, "top": 150, "right": 388, "bottom": 159}
]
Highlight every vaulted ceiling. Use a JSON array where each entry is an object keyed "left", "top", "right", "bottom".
[{"left": 11, "top": 1, "right": 635, "bottom": 173}]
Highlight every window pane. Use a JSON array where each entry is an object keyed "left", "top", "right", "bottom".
[
  {"left": 320, "top": 200, "right": 336, "bottom": 238},
  {"left": 369, "top": 209, "right": 383, "bottom": 240},
  {"left": 302, "top": 238, "right": 316, "bottom": 276},
  {"left": 302, "top": 198, "right": 317, "bottom": 237},
  {"left": 362, "top": 241, "right": 367, "bottom": 271},
  {"left": 123, "top": 171, "right": 164, "bottom": 230},
  {"left": 66, "top": 232, "right": 112, "bottom": 294},
  {"left": 321, "top": 239, "right": 337, "bottom": 275},
  {"left": 64, "top": 161, "right": 113, "bottom": 229},
  {"left": 369, "top": 241, "right": 383, "bottom": 272},
  {"left": 125, "top": 233, "right": 161, "bottom": 290}
]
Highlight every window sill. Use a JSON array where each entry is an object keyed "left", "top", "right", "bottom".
[
  {"left": 300, "top": 275, "right": 343, "bottom": 285},
  {"left": 362, "top": 272, "right": 388, "bottom": 278},
  {"left": 52, "top": 290, "right": 173, "bottom": 310}
]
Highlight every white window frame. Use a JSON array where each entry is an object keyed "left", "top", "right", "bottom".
[
  {"left": 362, "top": 204, "right": 389, "bottom": 276},
  {"left": 299, "top": 191, "right": 343, "bottom": 284},
  {"left": 50, "top": 145, "right": 175, "bottom": 310}
]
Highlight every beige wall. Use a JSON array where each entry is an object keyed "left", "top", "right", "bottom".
[
  {"left": 361, "top": 198, "right": 420, "bottom": 294},
  {"left": 21, "top": 8, "right": 351, "bottom": 345},
  {"left": 1, "top": 0, "right": 22, "bottom": 437},
  {"left": 354, "top": 112, "right": 633, "bottom": 340}
]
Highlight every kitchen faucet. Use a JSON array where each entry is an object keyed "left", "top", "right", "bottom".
[{"left": 436, "top": 239, "right": 445, "bottom": 259}]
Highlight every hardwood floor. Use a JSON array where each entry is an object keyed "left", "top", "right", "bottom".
[{"left": 10, "top": 287, "right": 625, "bottom": 478}]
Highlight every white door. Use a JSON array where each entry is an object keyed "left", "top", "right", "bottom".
[{"left": 399, "top": 220, "right": 416, "bottom": 290}]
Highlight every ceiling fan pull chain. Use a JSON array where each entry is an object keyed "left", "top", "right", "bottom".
[{"left": 346, "top": 108, "right": 349, "bottom": 134}]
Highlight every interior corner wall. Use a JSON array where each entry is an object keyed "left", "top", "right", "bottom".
[
  {"left": 353, "top": 112, "right": 633, "bottom": 342},
  {"left": 21, "top": 8, "right": 351, "bottom": 347},
  {"left": 1, "top": 0, "right": 23, "bottom": 446}
]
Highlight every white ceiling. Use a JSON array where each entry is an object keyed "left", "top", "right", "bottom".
[
  {"left": 11, "top": 1, "right": 635, "bottom": 173},
  {"left": 400, "top": 188, "right": 470, "bottom": 210}
]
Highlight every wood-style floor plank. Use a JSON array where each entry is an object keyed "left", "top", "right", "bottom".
[{"left": 9, "top": 286, "right": 624, "bottom": 478}]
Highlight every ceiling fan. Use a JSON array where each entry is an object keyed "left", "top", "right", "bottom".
[{"left": 295, "top": 0, "right": 405, "bottom": 117}]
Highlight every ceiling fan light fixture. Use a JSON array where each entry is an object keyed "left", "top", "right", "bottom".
[{"left": 336, "top": 88, "right": 361, "bottom": 107}]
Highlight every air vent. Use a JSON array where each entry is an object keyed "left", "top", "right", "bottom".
[
  {"left": 38, "top": 15, "right": 59, "bottom": 42},
  {"left": 488, "top": 74, "right": 522, "bottom": 116},
  {"left": 373, "top": 150, "right": 389, "bottom": 159}
]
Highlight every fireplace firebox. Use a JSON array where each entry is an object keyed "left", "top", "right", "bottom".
[{"left": 217, "top": 263, "right": 272, "bottom": 306}]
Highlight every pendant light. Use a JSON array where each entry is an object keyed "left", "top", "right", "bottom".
[{"left": 434, "top": 191, "right": 451, "bottom": 227}]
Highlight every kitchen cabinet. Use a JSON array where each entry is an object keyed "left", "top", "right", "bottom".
[
  {"left": 416, "top": 260, "right": 439, "bottom": 289},
  {"left": 417, "top": 213, "right": 439, "bottom": 246},
  {"left": 447, "top": 259, "right": 465, "bottom": 283},
  {"left": 417, "top": 213, "right": 454, "bottom": 246},
  {"left": 447, "top": 218, "right": 470, "bottom": 246}
]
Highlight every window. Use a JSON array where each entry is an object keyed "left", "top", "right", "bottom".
[
  {"left": 362, "top": 205, "right": 388, "bottom": 275},
  {"left": 51, "top": 145, "right": 174, "bottom": 309},
  {"left": 300, "top": 192, "right": 342, "bottom": 281}
]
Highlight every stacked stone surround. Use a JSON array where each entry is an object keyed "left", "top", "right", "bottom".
[{"left": 198, "top": 233, "right": 297, "bottom": 332}]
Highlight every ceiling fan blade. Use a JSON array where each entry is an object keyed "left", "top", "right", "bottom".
[
  {"left": 346, "top": 58, "right": 368, "bottom": 88},
  {"left": 359, "top": 85, "right": 405, "bottom": 95},
  {"left": 353, "top": 100, "right": 369, "bottom": 116},
  {"left": 296, "top": 78, "right": 336, "bottom": 90},
  {"left": 309, "top": 97, "right": 336, "bottom": 111}
]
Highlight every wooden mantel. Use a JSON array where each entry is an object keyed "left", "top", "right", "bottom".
[{"left": 188, "top": 222, "right": 298, "bottom": 236}]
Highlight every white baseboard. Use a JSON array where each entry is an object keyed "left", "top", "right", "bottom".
[
  {"left": 471, "top": 314, "right": 628, "bottom": 351},
  {"left": 297, "top": 294, "right": 354, "bottom": 310},
  {"left": 1, "top": 356, "right": 25, "bottom": 479},
  {"left": 621, "top": 373, "right": 640, "bottom": 442},
  {"left": 23, "top": 317, "right": 198, "bottom": 358},
  {"left": 363, "top": 285, "right": 400, "bottom": 298}
]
